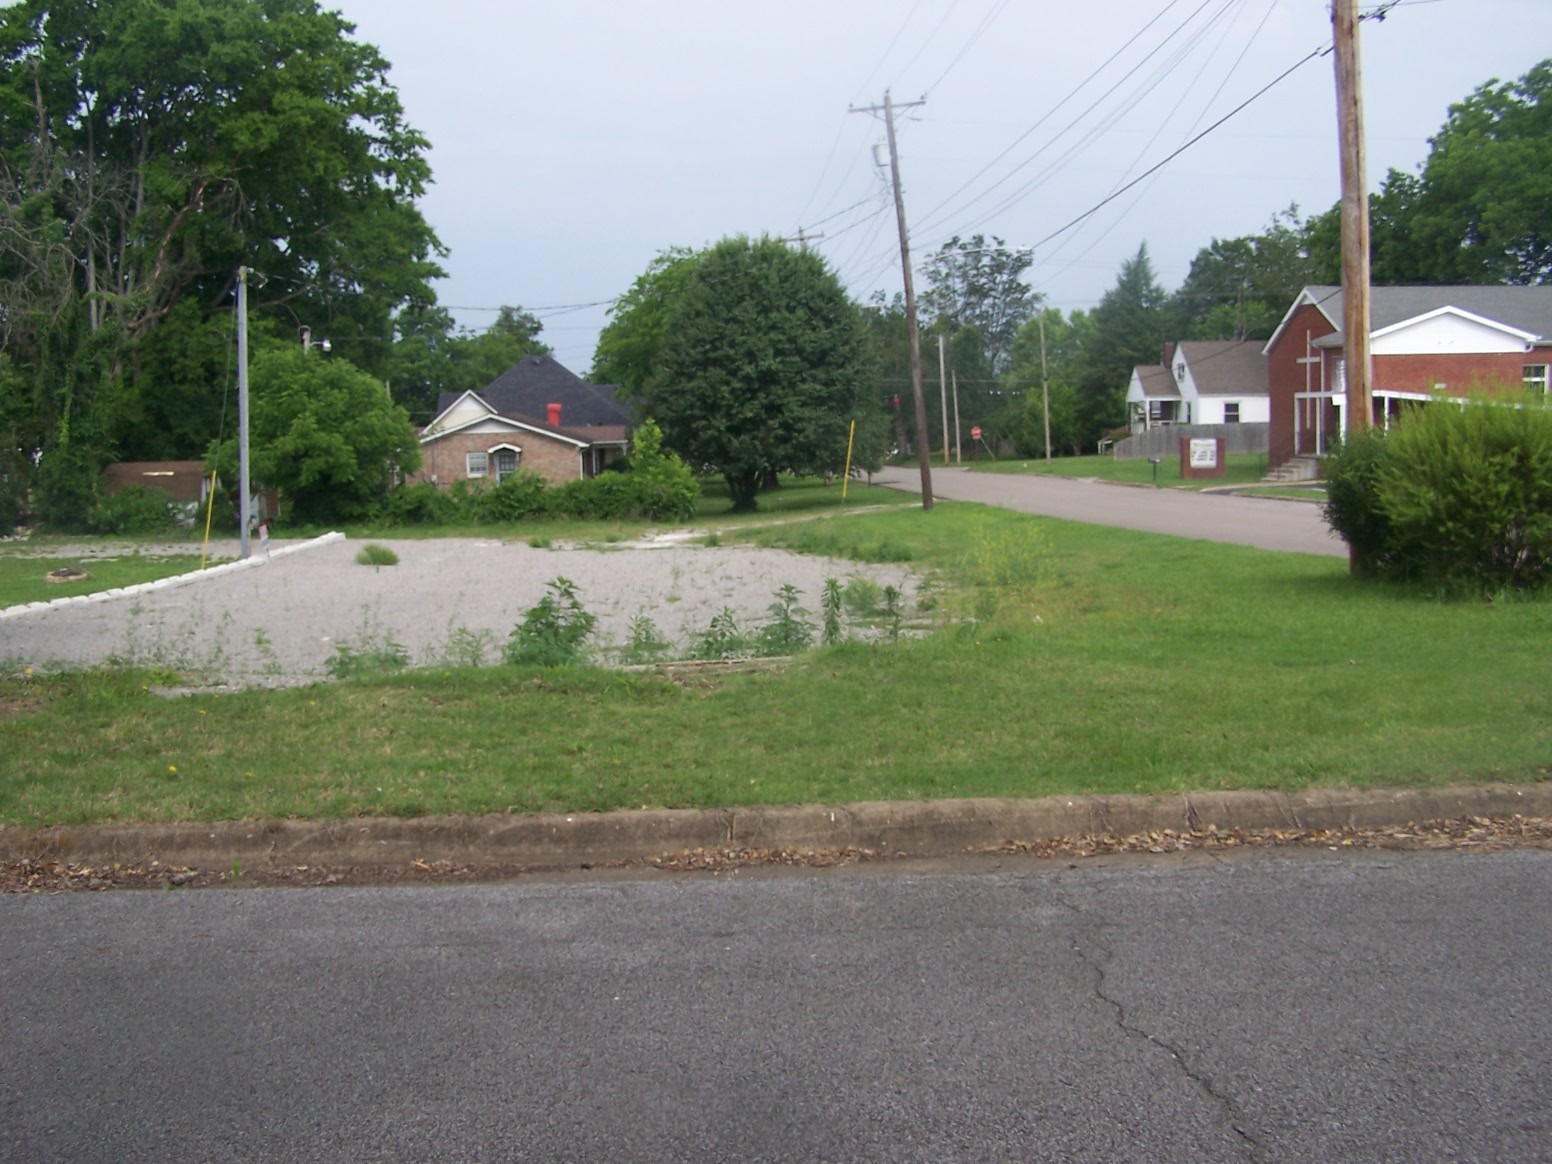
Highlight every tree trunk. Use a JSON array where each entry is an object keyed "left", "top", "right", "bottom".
[{"left": 726, "top": 471, "right": 760, "bottom": 513}]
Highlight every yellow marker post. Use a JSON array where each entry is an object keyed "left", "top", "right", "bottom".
[
  {"left": 841, "top": 419, "right": 857, "bottom": 501},
  {"left": 199, "top": 472, "right": 218, "bottom": 570}
]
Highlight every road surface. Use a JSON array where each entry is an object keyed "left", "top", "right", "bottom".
[
  {"left": 4, "top": 850, "right": 1548, "bottom": 1162},
  {"left": 875, "top": 466, "right": 1346, "bottom": 556}
]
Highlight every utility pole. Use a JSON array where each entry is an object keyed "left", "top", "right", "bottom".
[
  {"left": 782, "top": 228, "right": 825, "bottom": 252},
  {"left": 952, "top": 371, "right": 962, "bottom": 463},
  {"left": 853, "top": 89, "right": 933, "bottom": 509},
  {"left": 1038, "top": 311, "right": 1052, "bottom": 462},
  {"left": 237, "top": 266, "right": 251, "bottom": 561},
  {"left": 938, "top": 333, "right": 949, "bottom": 465},
  {"left": 1333, "top": 0, "right": 1372, "bottom": 440}
]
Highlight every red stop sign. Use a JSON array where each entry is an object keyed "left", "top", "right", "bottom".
[{"left": 971, "top": 425, "right": 983, "bottom": 440}]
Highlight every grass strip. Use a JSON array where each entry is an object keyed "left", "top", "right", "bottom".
[
  {"left": 0, "top": 554, "right": 213, "bottom": 608},
  {"left": 963, "top": 451, "right": 1267, "bottom": 489},
  {"left": 3, "top": 503, "right": 1549, "bottom": 826}
]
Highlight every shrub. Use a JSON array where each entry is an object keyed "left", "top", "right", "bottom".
[
  {"left": 88, "top": 486, "right": 183, "bottom": 535},
  {"left": 477, "top": 470, "right": 550, "bottom": 523},
  {"left": 690, "top": 607, "right": 749, "bottom": 660},
  {"left": 621, "top": 613, "right": 674, "bottom": 665},
  {"left": 755, "top": 584, "right": 814, "bottom": 656},
  {"left": 504, "top": 577, "right": 597, "bottom": 667},
  {"left": 379, "top": 482, "right": 463, "bottom": 527},
  {"left": 355, "top": 543, "right": 399, "bottom": 568},
  {"left": 1324, "top": 396, "right": 1552, "bottom": 594}
]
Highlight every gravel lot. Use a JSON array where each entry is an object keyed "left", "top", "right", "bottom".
[{"left": 0, "top": 536, "right": 916, "bottom": 686}]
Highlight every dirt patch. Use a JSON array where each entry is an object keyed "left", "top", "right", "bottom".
[
  {"left": 7, "top": 815, "right": 1548, "bottom": 893},
  {"left": 0, "top": 537, "right": 918, "bottom": 687}
]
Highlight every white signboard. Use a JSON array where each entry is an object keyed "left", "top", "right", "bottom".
[{"left": 1188, "top": 439, "right": 1219, "bottom": 468}]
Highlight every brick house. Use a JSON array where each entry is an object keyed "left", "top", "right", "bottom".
[
  {"left": 409, "top": 356, "right": 630, "bottom": 488},
  {"left": 1264, "top": 285, "right": 1552, "bottom": 468}
]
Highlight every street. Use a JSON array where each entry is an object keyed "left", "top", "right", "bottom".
[
  {"left": 3, "top": 850, "right": 1548, "bottom": 1162},
  {"left": 874, "top": 466, "right": 1347, "bottom": 557}
]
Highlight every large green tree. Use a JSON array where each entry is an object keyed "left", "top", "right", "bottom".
[
  {"left": 1075, "top": 244, "right": 1169, "bottom": 445},
  {"left": 0, "top": 0, "right": 442, "bottom": 506},
  {"left": 920, "top": 234, "right": 1039, "bottom": 377},
  {"left": 384, "top": 305, "right": 550, "bottom": 424},
  {"left": 1307, "top": 59, "right": 1552, "bottom": 286},
  {"left": 589, "top": 247, "right": 701, "bottom": 397},
  {"left": 208, "top": 346, "right": 419, "bottom": 525},
  {"left": 642, "top": 236, "right": 879, "bottom": 512},
  {"left": 1170, "top": 207, "right": 1317, "bottom": 341},
  {"left": 992, "top": 307, "right": 1091, "bottom": 458}
]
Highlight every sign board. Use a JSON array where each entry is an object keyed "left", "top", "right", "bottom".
[
  {"left": 1179, "top": 436, "right": 1227, "bottom": 479},
  {"left": 971, "top": 425, "right": 982, "bottom": 441}
]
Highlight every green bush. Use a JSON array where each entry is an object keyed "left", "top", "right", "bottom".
[
  {"left": 504, "top": 577, "right": 597, "bottom": 667},
  {"left": 355, "top": 543, "right": 399, "bottom": 568},
  {"left": 88, "top": 486, "right": 184, "bottom": 535},
  {"left": 379, "top": 482, "right": 464, "bottom": 526},
  {"left": 476, "top": 470, "right": 550, "bottom": 523},
  {"left": 1323, "top": 396, "right": 1552, "bottom": 594}
]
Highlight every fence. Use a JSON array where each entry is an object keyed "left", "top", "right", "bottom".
[{"left": 1112, "top": 422, "right": 1268, "bottom": 460}]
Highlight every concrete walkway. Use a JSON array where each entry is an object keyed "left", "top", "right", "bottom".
[{"left": 875, "top": 465, "right": 1346, "bottom": 557}]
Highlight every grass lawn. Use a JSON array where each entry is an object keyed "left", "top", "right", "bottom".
[
  {"left": 3, "top": 503, "right": 1548, "bottom": 826},
  {"left": 963, "top": 452, "right": 1268, "bottom": 490},
  {"left": 0, "top": 553, "right": 212, "bottom": 608}
]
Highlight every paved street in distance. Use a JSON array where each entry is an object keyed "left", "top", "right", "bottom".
[
  {"left": 875, "top": 465, "right": 1347, "bottom": 556},
  {"left": 4, "top": 851, "right": 1548, "bottom": 1162}
]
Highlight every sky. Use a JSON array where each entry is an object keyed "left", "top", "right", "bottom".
[{"left": 330, "top": 0, "right": 1552, "bottom": 375}]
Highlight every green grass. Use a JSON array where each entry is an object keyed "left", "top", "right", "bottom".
[
  {"left": 3, "top": 503, "right": 1549, "bottom": 826},
  {"left": 965, "top": 452, "right": 1268, "bottom": 490},
  {"left": 0, "top": 553, "right": 213, "bottom": 608}
]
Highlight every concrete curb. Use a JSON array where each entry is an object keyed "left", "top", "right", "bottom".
[
  {"left": 0, "top": 532, "right": 346, "bottom": 622},
  {"left": 4, "top": 783, "right": 1549, "bottom": 871}
]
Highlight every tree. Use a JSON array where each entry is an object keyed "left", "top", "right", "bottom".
[
  {"left": 590, "top": 247, "right": 701, "bottom": 396},
  {"left": 0, "top": 0, "right": 443, "bottom": 483},
  {"left": 643, "top": 236, "right": 878, "bottom": 512},
  {"left": 1170, "top": 207, "right": 1318, "bottom": 341},
  {"left": 991, "top": 308, "right": 1090, "bottom": 457},
  {"left": 207, "top": 347, "right": 420, "bottom": 525},
  {"left": 383, "top": 305, "right": 550, "bottom": 424},
  {"left": 1305, "top": 60, "right": 1552, "bottom": 286},
  {"left": 1075, "top": 244, "right": 1168, "bottom": 444},
  {"left": 920, "top": 235, "right": 1039, "bottom": 376}
]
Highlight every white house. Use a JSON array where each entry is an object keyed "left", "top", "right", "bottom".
[{"left": 1127, "top": 341, "right": 1269, "bottom": 432}]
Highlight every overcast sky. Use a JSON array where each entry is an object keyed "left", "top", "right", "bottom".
[{"left": 331, "top": 0, "right": 1552, "bottom": 374}]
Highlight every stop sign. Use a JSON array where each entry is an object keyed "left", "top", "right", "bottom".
[{"left": 971, "top": 425, "right": 982, "bottom": 440}]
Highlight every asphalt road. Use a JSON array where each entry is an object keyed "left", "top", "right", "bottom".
[
  {"left": 4, "top": 851, "right": 1549, "bottom": 1162},
  {"left": 874, "top": 466, "right": 1347, "bottom": 556}
]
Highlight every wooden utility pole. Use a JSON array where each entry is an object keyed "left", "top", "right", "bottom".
[
  {"left": 1333, "top": 0, "right": 1372, "bottom": 439},
  {"left": 853, "top": 90, "right": 933, "bottom": 509},
  {"left": 938, "top": 333, "right": 950, "bottom": 465},
  {"left": 236, "top": 265, "right": 251, "bottom": 561},
  {"left": 1038, "top": 311, "right": 1053, "bottom": 462}
]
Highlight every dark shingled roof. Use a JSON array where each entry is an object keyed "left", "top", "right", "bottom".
[
  {"left": 1299, "top": 284, "right": 1552, "bottom": 343},
  {"left": 1175, "top": 340, "right": 1268, "bottom": 396},
  {"left": 1132, "top": 365, "right": 1178, "bottom": 399},
  {"left": 435, "top": 355, "right": 630, "bottom": 428}
]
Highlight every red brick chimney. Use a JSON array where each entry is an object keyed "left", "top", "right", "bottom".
[
  {"left": 1161, "top": 341, "right": 1176, "bottom": 368},
  {"left": 546, "top": 402, "right": 562, "bottom": 427}
]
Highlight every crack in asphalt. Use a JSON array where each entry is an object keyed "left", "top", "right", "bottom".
[{"left": 1051, "top": 878, "right": 1263, "bottom": 1159}]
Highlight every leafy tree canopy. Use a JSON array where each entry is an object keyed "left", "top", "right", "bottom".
[
  {"left": 642, "top": 236, "right": 881, "bottom": 511},
  {"left": 383, "top": 305, "right": 550, "bottom": 424},
  {"left": 1075, "top": 243, "right": 1168, "bottom": 444},
  {"left": 207, "top": 346, "right": 420, "bottom": 525},
  {"left": 589, "top": 246, "right": 701, "bottom": 396},
  {"left": 1169, "top": 206, "right": 1317, "bottom": 341},
  {"left": 920, "top": 234, "right": 1039, "bottom": 376}
]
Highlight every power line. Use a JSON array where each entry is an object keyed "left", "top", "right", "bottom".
[{"left": 922, "top": 0, "right": 1014, "bottom": 96}]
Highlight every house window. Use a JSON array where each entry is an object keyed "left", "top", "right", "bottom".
[
  {"left": 466, "top": 451, "right": 488, "bottom": 479},
  {"left": 1224, "top": 402, "right": 1241, "bottom": 424},
  {"left": 1525, "top": 364, "right": 1549, "bottom": 396},
  {"left": 493, "top": 448, "right": 519, "bottom": 482}
]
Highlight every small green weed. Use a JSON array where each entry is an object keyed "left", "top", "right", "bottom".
[
  {"left": 504, "top": 578, "right": 597, "bottom": 667},
  {"left": 355, "top": 544, "right": 399, "bottom": 569},
  {"left": 821, "top": 578, "right": 844, "bottom": 646},
  {"left": 621, "top": 613, "right": 675, "bottom": 665},
  {"left": 691, "top": 607, "right": 749, "bottom": 660},
  {"left": 756, "top": 584, "right": 814, "bottom": 656}
]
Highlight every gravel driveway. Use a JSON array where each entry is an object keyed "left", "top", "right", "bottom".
[{"left": 0, "top": 537, "right": 916, "bottom": 687}]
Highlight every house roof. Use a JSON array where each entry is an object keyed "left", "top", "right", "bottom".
[
  {"left": 1176, "top": 340, "right": 1268, "bottom": 396},
  {"left": 434, "top": 355, "right": 630, "bottom": 428},
  {"left": 1132, "top": 365, "right": 1178, "bottom": 399},
  {"left": 1265, "top": 284, "right": 1552, "bottom": 353}
]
